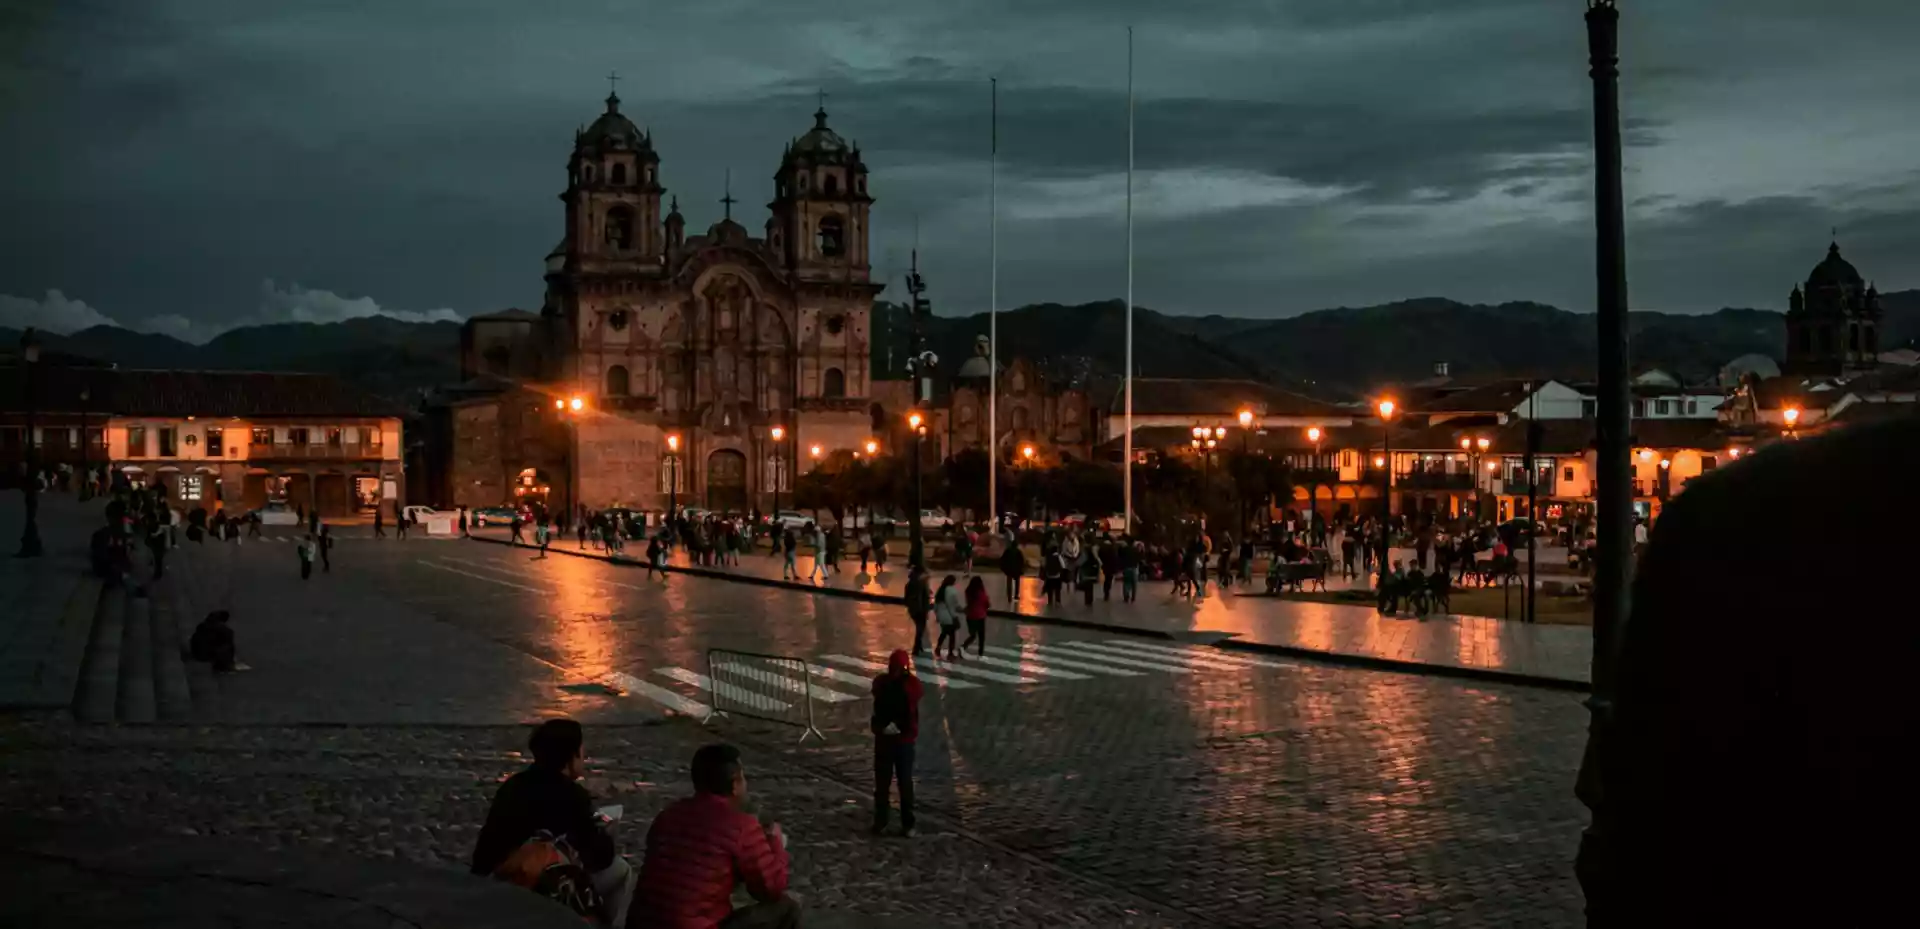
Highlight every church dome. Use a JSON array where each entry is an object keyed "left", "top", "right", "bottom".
[
  {"left": 1807, "top": 241, "right": 1864, "bottom": 289},
  {"left": 705, "top": 217, "right": 750, "bottom": 246},
  {"left": 789, "top": 107, "right": 848, "bottom": 159},
  {"left": 578, "top": 93, "right": 652, "bottom": 153},
  {"left": 954, "top": 334, "right": 999, "bottom": 381}
]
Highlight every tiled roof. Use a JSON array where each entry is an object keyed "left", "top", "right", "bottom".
[
  {"left": 1822, "top": 400, "right": 1920, "bottom": 428},
  {"left": 1416, "top": 380, "right": 1538, "bottom": 413},
  {"left": 0, "top": 366, "right": 400, "bottom": 418},
  {"left": 1106, "top": 378, "right": 1348, "bottom": 418}
]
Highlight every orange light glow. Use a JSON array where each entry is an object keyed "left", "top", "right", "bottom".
[
  {"left": 907, "top": 411, "right": 923, "bottom": 429},
  {"left": 1637, "top": 449, "right": 1653, "bottom": 461},
  {"left": 865, "top": 440, "right": 879, "bottom": 455},
  {"left": 809, "top": 444, "right": 822, "bottom": 458},
  {"left": 1238, "top": 409, "right": 1254, "bottom": 428},
  {"left": 1477, "top": 437, "right": 1490, "bottom": 451},
  {"left": 1376, "top": 399, "right": 1396, "bottom": 419},
  {"left": 1486, "top": 461, "right": 1497, "bottom": 471},
  {"left": 1374, "top": 456, "right": 1386, "bottom": 468},
  {"left": 666, "top": 434, "right": 680, "bottom": 452},
  {"left": 1022, "top": 445, "right": 1035, "bottom": 459},
  {"left": 568, "top": 396, "right": 584, "bottom": 412},
  {"left": 1783, "top": 406, "right": 1801, "bottom": 426},
  {"left": 770, "top": 425, "right": 785, "bottom": 441},
  {"left": 1728, "top": 447, "right": 1743, "bottom": 459},
  {"left": 1307, "top": 426, "right": 1322, "bottom": 443},
  {"left": 1460, "top": 437, "right": 1472, "bottom": 450},
  {"left": 1659, "top": 458, "right": 1671, "bottom": 469},
  {"left": 555, "top": 399, "right": 565, "bottom": 410}
]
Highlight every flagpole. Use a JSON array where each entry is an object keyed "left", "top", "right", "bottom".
[
  {"left": 988, "top": 77, "right": 999, "bottom": 539},
  {"left": 1122, "top": 27, "right": 1136, "bottom": 534}
]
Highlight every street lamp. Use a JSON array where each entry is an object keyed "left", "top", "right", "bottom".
[
  {"left": 78, "top": 387, "right": 92, "bottom": 501},
  {"left": 907, "top": 411, "right": 927, "bottom": 570},
  {"left": 17, "top": 328, "right": 44, "bottom": 557},
  {"left": 769, "top": 425, "right": 786, "bottom": 518},
  {"left": 865, "top": 440, "right": 879, "bottom": 456},
  {"left": 664, "top": 433, "right": 681, "bottom": 517},
  {"left": 1782, "top": 406, "right": 1801, "bottom": 436},
  {"left": 1307, "top": 426, "right": 1324, "bottom": 537},
  {"left": 1235, "top": 410, "right": 1255, "bottom": 536},
  {"left": 1375, "top": 398, "right": 1398, "bottom": 588},
  {"left": 552, "top": 397, "right": 586, "bottom": 520}
]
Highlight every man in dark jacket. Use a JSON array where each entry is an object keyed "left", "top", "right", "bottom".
[
  {"left": 472, "top": 719, "right": 632, "bottom": 927},
  {"left": 1581, "top": 416, "right": 1917, "bottom": 927},
  {"left": 998, "top": 542, "right": 1026, "bottom": 604},
  {"left": 870, "top": 649, "right": 923, "bottom": 837},
  {"left": 904, "top": 566, "right": 931, "bottom": 656}
]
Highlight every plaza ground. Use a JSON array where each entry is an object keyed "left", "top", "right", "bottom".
[{"left": 1, "top": 497, "right": 1591, "bottom": 927}]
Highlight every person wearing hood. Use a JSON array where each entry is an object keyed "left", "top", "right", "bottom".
[{"left": 870, "top": 649, "right": 923, "bottom": 837}]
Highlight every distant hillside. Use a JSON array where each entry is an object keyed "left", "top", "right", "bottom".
[{"left": 10, "top": 290, "right": 1917, "bottom": 406}]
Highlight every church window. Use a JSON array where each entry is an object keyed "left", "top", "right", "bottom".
[
  {"left": 608, "top": 309, "right": 629, "bottom": 331},
  {"left": 605, "top": 206, "right": 635, "bottom": 250},
  {"left": 823, "top": 367, "right": 846, "bottom": 398},
  {"left": 611, "top": 162, "right": 628, "bottom": 185},
  {"left": 797, "top": 173, "right": 808, "bottom": 192},
  {"left": 584, "top": 164, "right": 596, "bottom": 183},
  {"left": 817, "top": 215, "right": 845, "bottom": 258},
  {"left": 823, "top": 174, "right": 839, "bottom": 197},
  {"left": 856, "top": 176, "right": 865, "bottom": 194},
  {"left": 605, "top": 364, "right": 630, "bottom": 397},
  {"left": 824, "top": 314, "right": 845, "bottom": 335}
]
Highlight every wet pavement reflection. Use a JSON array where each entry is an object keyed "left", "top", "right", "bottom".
[{"left": 164, "top": 535, "right": 1589, "bottom": 927}]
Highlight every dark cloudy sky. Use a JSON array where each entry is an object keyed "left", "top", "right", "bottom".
[{"left": 3, "top": 0, "right": 1917, "bottom": 342}]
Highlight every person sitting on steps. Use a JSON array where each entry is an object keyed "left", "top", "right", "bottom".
[{"left": 632, "top": 743, "right": 799, "bottom": 929}]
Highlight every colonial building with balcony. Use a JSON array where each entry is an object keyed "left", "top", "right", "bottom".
[{"left": 0, "top": 365, "right": 403, "bottom": 517}]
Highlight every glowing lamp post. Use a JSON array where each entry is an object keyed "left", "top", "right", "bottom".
[
  {"left": 1306, "top": 426, "right": 1324, "bottom": 533},
  {"left": 664, "top": 433, "right": 681, "bottom": 517},
  {"left": 769, "top": 425, "right": 786, "bottom": 518},
  {"left": 1375, "top": 398, "right": 1398, "bottom": 587}
]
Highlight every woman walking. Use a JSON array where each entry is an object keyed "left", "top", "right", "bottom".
[
  {"left": 933, "top": 575, "right": 963, "bottom": 661},
  {"left": 961, "top": 576, "right": 990, "bottom": 657}
]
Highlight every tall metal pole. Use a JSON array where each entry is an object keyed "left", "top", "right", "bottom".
[
  {"left": 1577, "top": 2, "right": 1631, "bottom": 924},
  {"left": 1122, "top": 26, "right": 1136, "bottom": 534},
  {"left": 1377, "top": 420, "right": 1392, "bottom": 585},
  {"left": 1523, "top": 383, "right": 1539, "bottom": 623},
  {"left": 906, "top": 251, "right": 932, "bottom": 571},
  {"left": 17, "top": 328, "right": 44, "bottom": 558},
  {"left": 988, "top": 77, "right": 999, "bottom": 537}
]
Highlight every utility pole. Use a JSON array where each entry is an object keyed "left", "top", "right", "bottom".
[
  {"left": 1577, "top": 3, "right": 1631, "bottom": 925},
  {"left": 905, "top": 250, "right": 936, "bottom": 570}
]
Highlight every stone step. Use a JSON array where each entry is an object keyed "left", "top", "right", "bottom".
[
  {"left": 115, "top": 590, "right": 158, "bottom": 724},
  {"left": 71, "top": 585, "right": 125, "bottom": 723},
  {"left": 167, "top": 544, "right": 223, "bottom": 717},
  {"left": 38, "top": 575, "right": 107, "bottom": 708},
  {"left": 149, "top": 579, "right": 194, "bottom": 721}
]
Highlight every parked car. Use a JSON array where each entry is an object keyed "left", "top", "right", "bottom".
[
  {"left": 471, "top": 505, "right": 518, "bottom": 526},
  {"left": 256, "top": 501, "right": 299, "bottom": 526},
  {"left": 767, "top": 510, "right": 813, "bottom": 530},
  {"left": 917, "top": 509, "right": 955, "bottom": 530}
]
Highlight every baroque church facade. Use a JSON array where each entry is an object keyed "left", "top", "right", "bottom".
[{"left": 426, "top": 91, "right": 883, "bottom": 514}]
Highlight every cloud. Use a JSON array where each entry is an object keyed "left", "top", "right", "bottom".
[
  {"left": 0, "top": 290, "right": 121, "bottom": 334},
  {"left": 240, "top": 280, "right": 463, "bottom": 329}
]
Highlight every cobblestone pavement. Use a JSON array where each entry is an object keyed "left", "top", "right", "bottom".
[
  {"left": 8, "top": 536, "right": 1590, "bottom": 926},
  {"left": 472, "top": 528, "right": 1591, "bottom": 686}
]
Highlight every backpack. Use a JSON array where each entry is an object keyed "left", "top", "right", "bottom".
[{"left": 491, "top": 830, "right": 601, "bottom": 918}]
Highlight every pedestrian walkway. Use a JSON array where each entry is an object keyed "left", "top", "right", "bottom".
[
  {"left": 0, "top": 494, "right": 105, "bottom": 710},
  {"left": 469, "top": 529, "right": 1593, "bottom": 688},
  {"left": 594, "top": 638, "right": 1298, "bottom": 717}
]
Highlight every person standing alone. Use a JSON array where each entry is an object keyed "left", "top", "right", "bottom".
[
  {"left": 904, "top": 565, "right": 931, "bottom": 657},
  {"left": 870, "top": 649, "right": 922, "bottom": 837},
  {"left": 297, "top": 534, "right": 316, "bottom": 581}
]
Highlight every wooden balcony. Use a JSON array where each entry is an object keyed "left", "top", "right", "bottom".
[{"left": 249, "top": 442, "right": 384, "bottom": 460}]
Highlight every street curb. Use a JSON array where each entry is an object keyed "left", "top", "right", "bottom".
[{"left": 467, "top": 536, "right": 1591, "bottom": 693}]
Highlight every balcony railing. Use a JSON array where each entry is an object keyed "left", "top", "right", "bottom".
[
  {"left": 1399, "top": 471, "right": 1475, "bottom": 491},
  {"left": 250, "top": 442, "right": 383, "bottom": 460},
  {"left": 1292, "top": 467, "right": 1341, "bottom": 488}
]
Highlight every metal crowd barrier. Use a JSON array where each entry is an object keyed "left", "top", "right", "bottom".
[{"left": 704, "top": 648, "right": 827, "bottom": 743}]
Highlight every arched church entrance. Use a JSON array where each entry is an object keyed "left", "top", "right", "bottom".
[{"left": 706, "top": 450, "right": 747, "bottom": 513}]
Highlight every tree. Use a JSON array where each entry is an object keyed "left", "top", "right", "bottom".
[{"left": 1224, "top": 450, "right": 1292, "bottom": 534}]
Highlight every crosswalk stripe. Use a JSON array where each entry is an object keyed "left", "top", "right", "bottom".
[
  {"left": 712, "top": 662, "right": 860, "bottom": 703},
  {"left": 958, "top": 652, "right": 1095, "bottom": 680},
  {"left": 1052, "top": 640, "right": 1251, "bottom": 673},
  {"left": 602, "top": 671, "right": 711, "bottom": 716},
  {"left": 654, "top": 667, "right": 790, "bottom": 713},
  {"left": 417, "top": 560, "right": 548, "bottom": 593},
  {"left": 884, "top": 652, "right": 1037, "bottom": 685},
  {"left": 1025, "top": 642, "right": 1201, "bottom": 674},
  {"left": 794, "top": 658, "right": 979, "bottom": 690},
  {"left": 984, "top": 645, "right": 1148, "bottom": 676},
  {"left": 817, "top": 654, "right": 979, "bottom": 689},
  {"left": 1100, "top": 639, "right": 1298, "bottom": 670}
]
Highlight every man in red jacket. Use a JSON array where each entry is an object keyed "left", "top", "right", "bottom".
[
  {"left": 631, "top": 744, "right": 797, "bottom": 929},
  {"left": 870, "top": 649, "right": 923, "bottom": 837}
]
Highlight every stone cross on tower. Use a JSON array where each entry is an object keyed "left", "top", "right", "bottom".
[
  {"left": 721, "top": 169, "right": 736, "bottom": 221},
  {"left": 607, "top": 71, "right": 620, "bottom": 95}
]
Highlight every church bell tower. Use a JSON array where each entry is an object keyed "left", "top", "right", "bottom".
[{"left": 767, "top": 100, "right": 873, "bottom": 281}]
